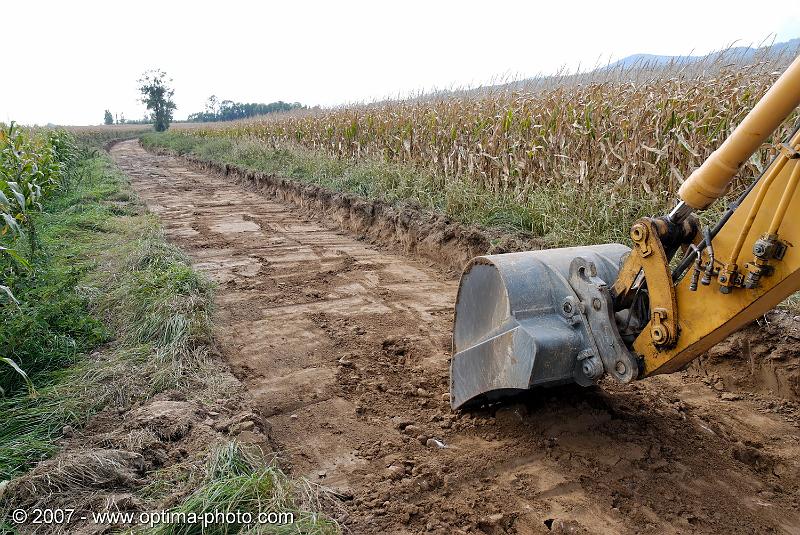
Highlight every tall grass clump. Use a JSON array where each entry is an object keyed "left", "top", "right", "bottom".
[{"left": 147, "top": 442, "right": 339, "bottom": 535}]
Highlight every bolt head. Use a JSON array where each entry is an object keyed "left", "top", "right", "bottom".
[
  {"left": 651, "top": 325, "right": 666, "bottom": 343},
  {"left": 631, "top": 225, "right": 645, "bottom": 241},
  {"left": 614, "top": 361, "right": 627, "bottom": 375},
  {"left": 591, "top": 297, "right": 602, "bottom": 311},
  {"left": 581, "top": 356, "right": 603, "bottom": 380}
]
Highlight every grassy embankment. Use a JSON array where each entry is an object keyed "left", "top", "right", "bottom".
[{"left": 0, "top": 130, "right": 337, "bottom": 534}]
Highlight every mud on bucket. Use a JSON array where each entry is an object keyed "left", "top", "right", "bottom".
[{"left": 450, "top": 243, "right": 632, "bottom": 410}]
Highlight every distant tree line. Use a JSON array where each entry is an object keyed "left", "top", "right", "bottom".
[
  {"left": 188, "top": 95, "right": 305, "bottom": 122},
  {"left": 102, "top": 109, "right": 156, "bottom": 126}
]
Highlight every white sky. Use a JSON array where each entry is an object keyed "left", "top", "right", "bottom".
[{"left": 3, "top": 0, "right": 799, "bottom": 126}]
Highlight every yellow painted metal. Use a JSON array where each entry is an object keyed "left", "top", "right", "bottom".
[
  {"left": 637, "top": 156, "right": 800, "bottom": 376},
  {"left": 768, "top": 155, "right": 800, "bottom": 235},
  {"left": 612, "top": 219, "right": 678, "bottom": 347},
  {"left": 678, "top": 54, "right": 800, "bottom": 209},
  {"left": 726, "top": 154, "right": 790, "bottom": 265}
]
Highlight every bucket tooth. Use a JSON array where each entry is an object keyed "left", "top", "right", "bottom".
[{"left": 450, "top": 244, "right": 630, "bottom": 409}]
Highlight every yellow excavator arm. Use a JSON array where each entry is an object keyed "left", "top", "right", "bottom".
[
  {"left": 627, "top": 53, "right": 800, "bottom": 377},
  {"left": 450, "top": 54, "right": 800, "bottom": 409}
]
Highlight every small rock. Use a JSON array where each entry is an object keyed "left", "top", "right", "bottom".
[
  {"left": 317, "top": 470, "right": 327, "bottom": 479},
  {"left": 338, "top": 357, "right": 354, "bottom": 367},
  {"left": 550, "top": 518, "right": 584, "bottom": 534},
  {"left": 62, "top": 425, "right": 75, "bottom": 438},
  {"left": 229, "top": 420, "right": 256, "bottom": 434},
  {"left": 441, "top": 393, "right": 450, "bottom": 402},
  {"left": 773, "top": 462, "right": 787, "bottom": 477},
  {"left": 403, "top": 424, "right": 420, "bottom": 436},
  {"left": 713, "top": 379, "right": 725, "bottom": 391},
  {"left": 426, "top": 438, "right": 446, "bottom": 449},
  {"left": 391, "top": 417, "right": 414, "bottom": 429},
  {"left": 478, "top": 513, "right": 504, "bottom": 528},
  {"left": 290, "top": 414, "right": 299, "bottom": 420},
  {"left": 417, "top": 435, "right": 429, "bottom": 445},
  {"left": 720, "top": 392, "right": 741, "bottom": 401},
  {"left": 331, "top": 486, "right": 354, "bottom": 500},
  {"left": 386, "top": 465, "right": 405, "bottom": 480},
  {"left": 135, "top": 400, "right": 197, "bottom": 440},
  {"left": 0, "top": 480, "right": 8, "bottom": 501},
  {"left": 416, "top": 387, "right": 429, "bottom": 397}
]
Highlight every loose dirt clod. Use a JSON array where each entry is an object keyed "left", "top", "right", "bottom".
[{"left": 110, "top": 140, "right": 800, "bottom": 534}]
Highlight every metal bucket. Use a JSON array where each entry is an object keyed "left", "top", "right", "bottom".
[{"left": 450, "top": 243, "right": 632, "bottom": 409}]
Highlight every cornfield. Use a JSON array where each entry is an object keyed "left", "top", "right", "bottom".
[
  {"left": 0, "top": 123, "right": 78, "bottom": 392},
  {"left": 177, "top": 56, "right": 799, "bottom": 206}
]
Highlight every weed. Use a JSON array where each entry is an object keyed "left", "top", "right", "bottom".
[{"left": 146, "top": 442, "right": 339, "bottom": 535}]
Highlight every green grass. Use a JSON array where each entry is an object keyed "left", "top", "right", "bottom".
[
  {"left": 0, "top": 152, "right": 214, "bottom": 480},
  {"left": 142, "top": 131, "right": 674, "bottom": 247},
  {"left": 146, "top": 442, "right": 339, "bottom": 535}
]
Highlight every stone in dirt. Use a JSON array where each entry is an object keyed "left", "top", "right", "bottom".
[{"left": 132, "top": 400, "right": 198, "bottom": 441}]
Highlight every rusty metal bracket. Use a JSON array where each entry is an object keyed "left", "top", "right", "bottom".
[{"left": 612, "top": 218, "right": 679, "bottom": 348}]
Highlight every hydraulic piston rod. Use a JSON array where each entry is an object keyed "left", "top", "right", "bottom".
[{"left": 678, "top": 54, "right": 800, "bottom": 210}]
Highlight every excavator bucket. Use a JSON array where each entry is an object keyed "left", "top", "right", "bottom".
[{"left": 450, "top": 244, "right": 631, "bottom": 409}]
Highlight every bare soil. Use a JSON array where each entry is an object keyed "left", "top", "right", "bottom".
[{"left": 111, "top": 140, "right": 800, "bottom": 535}]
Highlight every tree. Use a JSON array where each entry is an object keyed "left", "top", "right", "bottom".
[
  {"left": 104, "top": 110, "right": 113, "bottom": 125},
  {"left": 138, "top": 69, "right": 177, "bottom": 132},
  {"left": 206, "top": 95, "right": 218, "bottom": 118}
]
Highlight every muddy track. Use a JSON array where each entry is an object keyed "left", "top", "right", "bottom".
[{"left": 112, "top": 140, "right": 800, "bottom": 535}]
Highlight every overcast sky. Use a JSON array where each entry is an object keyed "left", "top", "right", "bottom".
[{"left": 3, "top": 0, "right": 799, "bottom": 126}]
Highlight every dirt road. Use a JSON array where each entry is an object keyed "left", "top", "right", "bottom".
[{"left": 112, "top": 140, "right": 800, "bottom": 534}]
